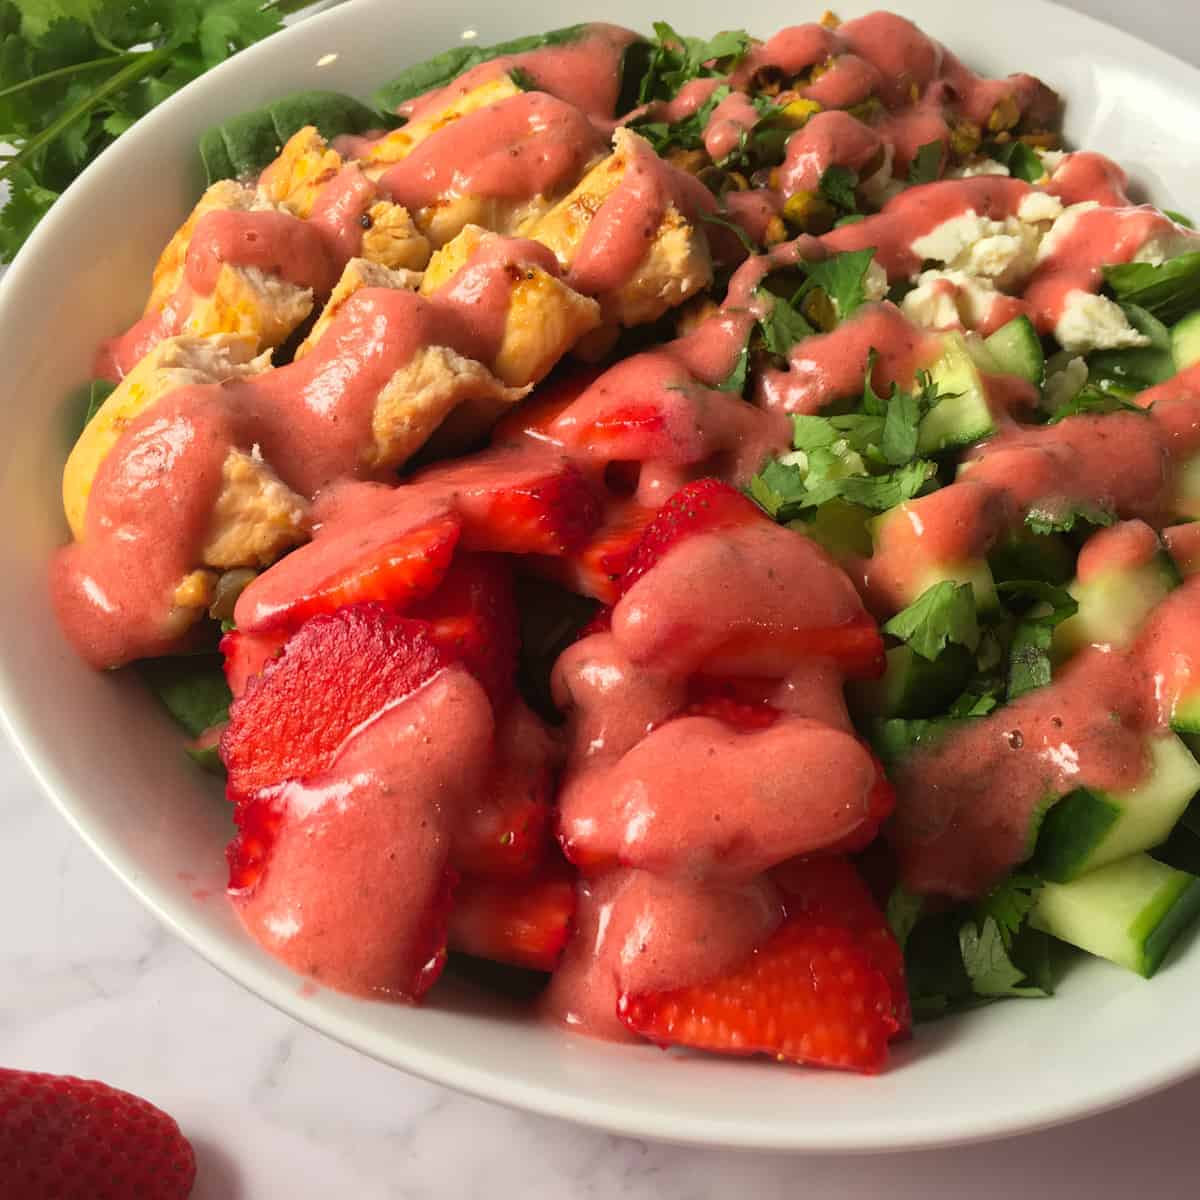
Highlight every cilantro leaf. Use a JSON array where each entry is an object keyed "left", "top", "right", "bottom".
[
  {"left": 829, "top": 459, "right": 937, "bottom": 510},
  {"left": 870, "top": 716, "right": 961, "bottom": 763},
  {"left": 1165, "top": 209, "right": 1195, "bottom": 230},
  {"left": 758, "top": 289, "right": 815, "bottom": 356},
  {"left": 880, "top": 386, "right": 922, "bottom": 466},
  {"left": 712, "top": 335, "right": 750, "bottom": 394},
  {"left": 998, "top": 579, "right": 1077, "bottom": 700},
  {"left": 883, "top": 581, "right": 980, "bottom": 661},
  {"left": 796, "top": 247, "right": 876, "bottom": 321},
  {"left": 977, "top": 874, "right": 1042, "bottom": 948},
  {"left": 818, "top": 164, "right": 858, "bottom": 215},
  {"left": 1104, "top": 252, "right": 1200, "bottom": 324},
  {"left": 907, "top": 140, "right": 945, "bottom": 185},
  {"left": 638, "top": 22, "right": 752, "bottom": 103},
  {"left": 959, "top": 916, "right": 1048, "bottom": 998},
  {"left": 1025, "top": 502, "right": 1116, "bottom": 537}
]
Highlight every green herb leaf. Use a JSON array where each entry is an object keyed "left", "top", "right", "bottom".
[
  {"left": 1025, "top": 502, "right": 1116, "bottom": 537},
  {"left": 959, "top": 915, "right": 1048, "bottom": 997},
  {"left": 697, "top": 210, "right": 757, "bottom": 255},
  {"left": 977, "top": 873, "right": 1042, "bottom": 948},
  {"left": 998, "top": 579, "right": 1077, "bottom": 700},
  {"left": 796, "top": 247, "right": 876, "bottom": 321},
  {"left": 818, "top": 163, "right": 858, "bottom": 215},
  {"left": 883, "top": 580, "right": 980, "bottom": 661},
  {"left": 712, "top": 335, "right": 750, "bottom": 394},
  {"left": 372, "top": 24, "right": 591, "bottom": 111},
  {"left": 199, "top": 90, "right": 393, "bottom": 184},
  {"left": 638, "top": 22, "right": 752, "bottom": 103},
  {"left": 985, "top": 139, "right": 1045, "bottom": 184},
  {"left": 907, "top": 140, "right": 945, "bottom": 185},
  {"left": 758, "top": 288, "right": 815, "bottom": 356},
  {"left": 138, "top": 654, "right": 231, "bottom": 738},
  {"left": 1104, "top": 252, "right": 1200, "bottom": 325},
  {"left": 886, "top": 886, "right": 924, "bottom": 952},
  {"left": 1165, "top": 209, "right": 1195, "bottom": 230}
]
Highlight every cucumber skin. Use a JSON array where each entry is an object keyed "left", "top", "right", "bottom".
[
  {"left": 1035, "top": 790, "right": 1122, "bottom": 883},
  {"left": 1173, "top": 693, "right": 1200, "bottom": 735},
  {"left": 1138, "top": 875, "right": 1200, "bottom": 976},
  {"left": 1171, "top": 310, "right": 1200, "bottom": 372}
]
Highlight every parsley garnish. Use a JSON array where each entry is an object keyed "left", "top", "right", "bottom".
[{"left": 796, "top": 247, "right": 876, "bottom": 321}]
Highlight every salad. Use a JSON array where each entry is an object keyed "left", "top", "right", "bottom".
[{"left": 50, "top": 11, "right": 1200, "bottom": 1075}]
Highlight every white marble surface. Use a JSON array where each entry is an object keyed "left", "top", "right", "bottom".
[{"left": 6, "top": 2, "right": 1200, "bottom": 1195}]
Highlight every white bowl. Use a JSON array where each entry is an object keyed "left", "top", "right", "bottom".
[{"left": 3, "top": 0, "right": 1200, "bottom": 1153}]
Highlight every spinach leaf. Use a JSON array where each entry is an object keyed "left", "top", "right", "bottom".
[
  {"left": 139, "top": 654, "right": 231, "bottom": 738},
  {"left": 200, "top": 90, "right": 394, "bottom": 184},
  {"left": 1104, "top": 252, "right": 1200, "bottom": 325},
  {"left": 372, "top": 24, "right": 591, "bottom": 111}
]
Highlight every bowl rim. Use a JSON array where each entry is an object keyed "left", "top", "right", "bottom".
[{"left": 6, "top": 0, "right": 1200, "bottom": 1153}]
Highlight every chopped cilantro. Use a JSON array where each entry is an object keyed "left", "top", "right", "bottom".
[
  {"left": 638, "top": 23, "right": 752, "bottom": 103},
  {"left": 907, "top": 140, "right": 945, "bottom": 185},
  {"left": 1025, "top": 503, "right": 1116, "bottom": 537},
  {"left": 883, "top": 581, "right": 980, "bottom": 661},
  {"left": 818, "top": 164, "right": 859, "bottom": 215},
  {"left": 959, "top": 916, "right": 1048, "bottom": 998},
  {"left": 796, "top": 247, "right": 876, "bottom": 321},
  {"left": 712, "top": 336, "right": 751, "bottom": 394},
  {"left": 996, "top": 579, "right": 1078, "bottom": 700},
  {"left": 978, "top": 874, "right": 1042, "bottom": 947},
  {"left": 1046, "top": 382, "right": 1143, "bottom": 423},
  {"left": 758, "top": 290, "right": 816, "bottom": 356}
]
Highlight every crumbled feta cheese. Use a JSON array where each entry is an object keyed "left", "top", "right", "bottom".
[
  {"left": 912, "top": 209, "right": 1044, "bottom": 289},
  {"left": 1054, "top": 289, "right": 1151, "bottom": 353},
  {"left": 911, "top": 213, "right": 996, "bottom": 266},
  {"left": 1134, "top": 223, "right": 1200, "bottom": 266},
  {"left": 863, "top": 258, "right": 889, "bottom": 302},
  {"left": 1039, "top": 149, "right": 1067, "bottom": 174},
  {"left": 902, "top": 269, "right": 1002, "bottom": 331},
  {"left": 949, "top": 158, "right": 1011, "bottom": 179},
  {"left": 1044, "top": 356, "right": 1088, "bottom": 408},
  {"left": 1017, "top": 191, "right": 1064, "bottom": 225},
  {"left": 1036, "top": 201, "right": 1101, "bottom": 263}
]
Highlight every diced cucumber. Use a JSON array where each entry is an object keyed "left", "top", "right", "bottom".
[
  {"left": 984, "top": 315, "right": 1045, "bottom": 385},
  {"left": 1167, "top": 457, "right": 1200, "bottom": 522},
  {"left": 851, "top": 642, "right": 972, "bottom": 718},
  {"left": 1171, "top": 686, "right": 1200, "bottom": 736},
  {"left": 1031, "top": 853, "right": 1200, "bottom": 977},
  {"left": 869, "top": 505, "right": 1001, "bottom": 614},
  {"left": 792, "top": 499, "right": 873, "bottom": 560},
  {"left": 1172, "top": 310, "right": 1200, "bottom": 371},
  {"left": 1035, "top": 734, "right": 1200, "bottom": 882},
  {"left": 917, "top": 332, "right": 996, "bottom": 454},
  {"left": 1053, "top": 538, "right": 1179, "bottom": 657}
]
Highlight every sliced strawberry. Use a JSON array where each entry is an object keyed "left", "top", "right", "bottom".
[
  {"left": 449, "top": 861, "right": 576, "bottom": 972},
  {"left": 221, "top": 604, "right": 454, "bottom": 801},
  {"left": 617, "top": 907, "right": 899, "bottom": 1073},
  {"left": 683, "top": 676, "right": 781, "bottom": 732},
  {"left": 617, "top": 478, "right": 760, "bottom": 595},
  {"left": 236, "top": 510, "right": 461, "bottom": 632},
  {"left": 221, "top": 627, "right": 290, "bottom": 699},
  {"left": 535, "top": 499, "right": 658, "bottom": 603},
  {"left": 453, "top": 701, "right": 560, "bottom": 878},
  {"left": 411, "top": 447, "right": 602, "bottom": 556},
  {"left": 773, "top": 854, "right": 911, "bottom": 1037},
  {"left": 820, "top": 763, "right": 896, "bottom": 855},
  {"left": 492, "top": 364, "right": 606, "bottom": 449},
  {"left": 573, "top": 402, "right": 668, "bottom": 447},
  {"left": 410, "top": 554, "right": 519, "bottom": 705},
  {"left": 0, "top": 1068, "right": 196, "bottom": 1200}
]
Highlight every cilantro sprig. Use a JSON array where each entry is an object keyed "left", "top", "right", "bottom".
[
  {"left": 636, "top": 23, "right": 753, "bottom": 104},
  {"left": 0, "top": 0, "right": 318, "bottom": 261}
]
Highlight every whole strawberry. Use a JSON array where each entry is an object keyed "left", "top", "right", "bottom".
[{"left": 0, "top": 1069, "right": 195, "bottom": 1199}]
